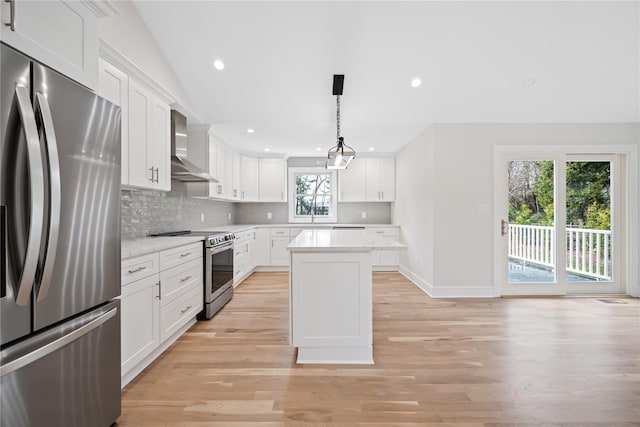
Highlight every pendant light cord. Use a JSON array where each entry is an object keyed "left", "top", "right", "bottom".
[{"left": 336, "top": 95, "right": 341, "bottom": 142}]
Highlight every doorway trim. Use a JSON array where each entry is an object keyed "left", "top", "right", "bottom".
[{"left": 492, "top": 144, "right": 638, "bottom": 297}]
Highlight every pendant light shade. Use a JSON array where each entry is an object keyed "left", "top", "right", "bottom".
[
  {"left": 326, "top": 74, "right": 355, "bottom": 170},
  {"left": 326, "top": 137, "right": 355, "bottom": 169}
]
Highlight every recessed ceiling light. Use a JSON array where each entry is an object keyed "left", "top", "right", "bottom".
[
  {"left": 264, "top": 148, "right": 270, "bottom": 152},
  {"left": 523, "top": 77, "right": 537, "bottom": 87},
  {"left": 411, "top": 77, "right": 422, "bottom": 88},
  {"left": 316, "top": 147, "right": 322, "bottom": 151},
  {"left": 368, "top": 147, "right": 375, "bottom": 151},
  {"left": 213, "top": 59, "right": 225, "bottom": 70},
  {"left": 247, "top": 128, "right": 255, "bottom": 134}
]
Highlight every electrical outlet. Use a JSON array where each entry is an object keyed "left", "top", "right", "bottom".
[
  {"left": 361, "top": 212, "right": 367, "bottom": 219},
  {"left": 267, "top": 212, "right": 272, "bottom": 220},
  {"left": 228, "top": 212, "right": 232, "bottom": 221},
  {"left": 200, "top": 213, "right": 205, "bottom": 222}
]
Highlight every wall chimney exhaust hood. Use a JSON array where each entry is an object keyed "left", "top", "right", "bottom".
[{"left": 170, "top": 111, "right": 218, "bottom": 182}]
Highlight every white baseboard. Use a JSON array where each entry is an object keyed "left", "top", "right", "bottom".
[
  {"left": 399, "top": 265, "right": 434, "bottom": 296},
  {"left": 399, "top": 265, "right": 495, "bottom": 298},
  {"left": 121, "top": 317, "right": 197, "bottom": 388},
  {"left": 373, "top": 266, "right": 400, "bottom": 272}
]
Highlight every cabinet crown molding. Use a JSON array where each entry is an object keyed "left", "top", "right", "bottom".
[
  {"left": 98, "top": 39, "right": 175, "bottom": 104},
  {"left": 79, "top": 0, "right": 121, "bottom": 17}
]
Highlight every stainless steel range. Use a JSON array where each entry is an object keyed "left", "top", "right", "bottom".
[{"left": 149, "top": 230, "right": 235, "bottom": 319}]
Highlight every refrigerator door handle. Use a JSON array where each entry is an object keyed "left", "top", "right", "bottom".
[
  {"left": 33, "top": 92, "right": 61, "bottom": 301},
  {"left": 0, "top": 306, "right": 118, "bottom": 377},
  {"left": 11, "top": 87, "right": 45, "bottom": 306}
]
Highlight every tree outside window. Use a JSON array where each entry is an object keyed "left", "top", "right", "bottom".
[{"left": 295, "top": 173, "right": 332, "bottom": 217}]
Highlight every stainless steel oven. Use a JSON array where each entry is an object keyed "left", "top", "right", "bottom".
[{"left": 201, "top": 232, "right": 235, "bottom": 319}]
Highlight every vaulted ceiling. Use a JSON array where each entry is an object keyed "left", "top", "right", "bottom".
[{"left": 133, "top": 1, "right": 639, "bottom": 156}]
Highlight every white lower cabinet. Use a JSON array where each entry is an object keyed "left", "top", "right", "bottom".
[
  {"left": 270, "top": 228, "right": 291, "bottom": 266},
  {"left": 120, "top": 273, "right": 160, "bottom": 376},
  {"left": 369, "top": 227, "right": 400, "bottom": 268},
  {"left": 120, "top": 242, "right": 203, "bottom": 386}
]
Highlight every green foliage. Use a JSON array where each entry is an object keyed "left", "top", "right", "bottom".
[
  {"left": 515, "top": 205, "right": 533, "bottom": 225},
  {"left": 508, "top": 161, "right": 610, "bottom": 229}
]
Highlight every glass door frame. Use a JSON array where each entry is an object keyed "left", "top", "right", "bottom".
[
  {"left": 494, "top": 151, "right": 568, "bottom": 296},
  {"left": 565, "top": 154, "right": 622, "bottom": 294},
  {"left": 492, "top": 144, "right": 638, "bottom": 297}
]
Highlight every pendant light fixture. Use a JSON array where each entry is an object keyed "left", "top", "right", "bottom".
[{"left": 326, "top": 74, "right": 355, "bottom": 169}]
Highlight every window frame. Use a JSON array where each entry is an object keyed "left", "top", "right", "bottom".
[{"left": 288, "top": 167, "right": 338, "bottom": 223}]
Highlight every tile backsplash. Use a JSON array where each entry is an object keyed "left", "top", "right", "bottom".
[
  {"left": 121, "top": 182, "right": 235, "bottom": 240},
  {"left": 234, "top": 202, "right": 391, "bottom": 224}
]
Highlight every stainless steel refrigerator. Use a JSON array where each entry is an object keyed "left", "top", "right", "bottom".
[{"left": 0, "top": 43, "right": 121, "bottom": 426}]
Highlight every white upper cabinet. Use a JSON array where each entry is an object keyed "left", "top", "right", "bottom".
[
  {"left": 338, "top": 157, "right": 395, "bottom": 202},
  {"left": 215, "top": 141, "right": 226, "bottom": 198},
  {"left": 241, "top": 156, "right": 259, "bottom": 201},
  {"left": 0, "top": 0, "right": 103, "bottom": 89},
  {"left": 369, "top": 157, "right": 395, "bottom": 201},
  {"left": 97, "top": 58, "right": 128, "bottom": 185},
  {"left": 150, "top": 98, "right": 171, "bottom": 191},
  {"left": 98, "top": 59, "right": 172, "bottom": 191},
  {"left": 126, "top": 79, "right": 171, "bottom": 191},
  {"left": 232, "top": 152, "right": 242, "bottom": 200},
  {"left": 224, "top": 147, "right": 234, "bottom": 199},
  {"left": 259, "top": 158, "right": 287, "bottom": 202},
  {"left": 338, "top": 159, "right": 366, "bottom": 202}
]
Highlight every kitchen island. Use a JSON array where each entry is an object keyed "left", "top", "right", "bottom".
[{"left": 287, "top": 229, "right": 406, "bottom": 364}]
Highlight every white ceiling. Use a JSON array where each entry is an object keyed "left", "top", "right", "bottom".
[{"left": 133, "top": 1, "right": 639, "bottom": 156}]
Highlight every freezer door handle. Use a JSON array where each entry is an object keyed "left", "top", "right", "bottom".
[
  {"left": 0, "top": 306, "right": 118, "bottom": 377},
  {"left": 11, "top": 87, "right": 45, "bottom": 306},
  {"left": 34, "top": 92, "right": 61, "bottom": 301}
]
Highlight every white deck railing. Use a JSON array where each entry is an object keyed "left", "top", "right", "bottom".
[{"left": 508, "top": 224, "right": 612, "bottom": 281}]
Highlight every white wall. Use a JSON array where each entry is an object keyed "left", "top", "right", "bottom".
[
  {"left": 395, "top": 123, "right": 640, "bottom": 297},
  {"left": 392, "top": 126, "right": 435, "bottom": 290},
  {"left": 97, "top": 0, "right": 200, "bottom": 120}
]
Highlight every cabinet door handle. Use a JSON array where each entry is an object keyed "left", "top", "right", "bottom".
[
  {"left": 149, "top": 167, "right": 154, "bottom": 182},
  {"left": 381, "top": 191, "right": 384, "bottom": 200},
  {"left": 127, "top": 265, "right": 147, "bottom": 274},
  {"left": 233, "top": 189, "right": 237, "bottom": 198},
  {"left": 155, "top": 167, "right": 159, "bottom": 183},
  {"left": 180, "top": 275, "right": 192, "bottom": 282},
  {"left": 242, "top": 190, "right": 245, "bottom": 199},
  {"left": 179, "top": 252, "right": 192, "bottom": 258},
  {"left": 156, "top": 281, "right": 161, "bottom": 299},
  {"left": 5, "top": 0, "right": 15, "bottom": 31},
  {"left": 180, "top": 305, "right": 192, "bottom": 315}
]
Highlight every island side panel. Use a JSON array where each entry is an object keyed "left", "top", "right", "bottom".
[{"left": 290, "top": 251, "right": 373, "bottom": 364}]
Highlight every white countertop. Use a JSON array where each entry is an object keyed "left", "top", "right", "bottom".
[
  {"left": 122, "top": 235, "right": 204, "bottom": 259},
  {"left": 287, "top": 229, "right": 406, "bottom": 252},
  {"left": 194, "top": 223, "right": 400, "bottom": 234},
  {"left": 122, "top": 224, "right": 401, "bottom": 258}
]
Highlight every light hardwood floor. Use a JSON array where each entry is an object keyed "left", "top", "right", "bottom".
[{"left": 117, "top": 272, "right": 640, "bottom": 426}]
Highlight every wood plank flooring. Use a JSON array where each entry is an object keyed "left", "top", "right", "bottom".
[{"left": 117, "top": 272, "right": 640, "bottom": 426}]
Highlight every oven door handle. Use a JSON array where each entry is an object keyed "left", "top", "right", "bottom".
[{"left": 209, "top": 241, "right": 234, "bottom": 255}]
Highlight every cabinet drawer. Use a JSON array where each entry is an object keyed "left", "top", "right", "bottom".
[
  {"left": 368, "top": 228, "right": 399, "bottom": 238},
  {"left": 122, "top": 253, "right": 159, "bottom": 286},
  {"left": 159, "top": 242, "right": 202, "bottom": 271},
  {"left": 159, "top": 258, "right": 203, "bottom": 307},
  {"left": 270, "top": 228, "right": 289, "bottom": 237},
  {"left": 236, "top": 229, "right": 256, "bottom": 241},
  {"left": 160, "top": 285, "right": 202, "bottom": 342}
]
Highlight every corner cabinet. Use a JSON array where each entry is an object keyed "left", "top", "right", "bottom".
[
  {"left": 98, "top": 59, "right": 171, "bottom": 191},
  {"left": 338, "top": 157, "right": 395, "bottom": 202},
  {"left": 0, "top": 0, "right": 109, "bottom": 90}
]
